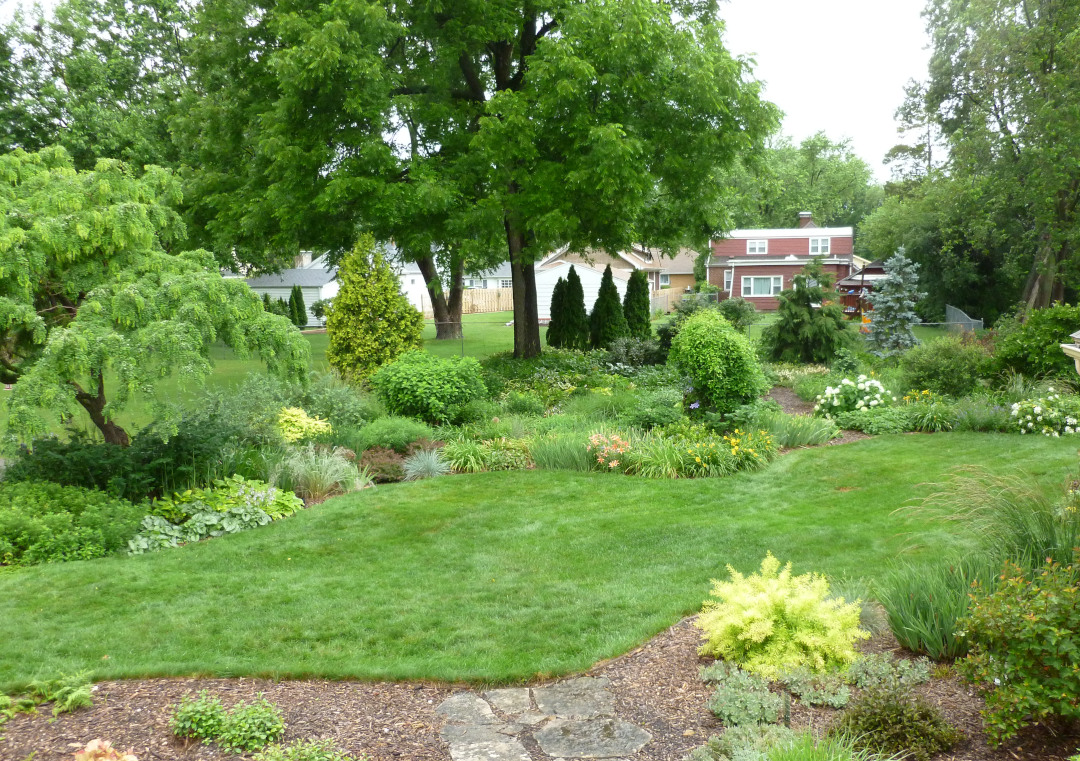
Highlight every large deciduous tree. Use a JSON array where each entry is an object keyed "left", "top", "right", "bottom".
[
  {"left": 0, "top": 147, "right": 309, "bottom": 445},
  {"left": 179, "top": 0, "right": 776, "bottom": 357}
]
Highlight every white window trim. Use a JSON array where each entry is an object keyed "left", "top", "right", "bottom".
[
  {"left": 723, "top": 269, "right": 733, "bottom": 294},
  {"left": 499, "top": 279, "right": 513, "bottom": 289},
  {"left": 747, "top": 239, "right": 768, "bottom": 255},
  {"left": 809, "top": 237, "right": 831, "bottom": 255},
  {"left": 659, "top": 273, "right": 670, "bottom": 286},
  {"left": 741, "top": 275, "right": 783, "bottom": 298}
]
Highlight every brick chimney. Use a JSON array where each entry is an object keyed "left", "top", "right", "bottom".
[{"left": 797, "top": 211, "right": 816, "bottom": 228}]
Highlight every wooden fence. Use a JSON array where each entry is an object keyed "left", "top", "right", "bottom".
[
  {"left": 649, "top": 289, "right": 690, "bottom": 314},
  {"left": 420, "top": 287, "right": 514, "bottom": 318}
]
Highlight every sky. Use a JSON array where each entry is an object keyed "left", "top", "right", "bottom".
[
  {"left": 1, "top": 0, "right": 932, "bottom": 181},
  {"left": 719, "top": 0, "right": 933, "bottom": 181}
]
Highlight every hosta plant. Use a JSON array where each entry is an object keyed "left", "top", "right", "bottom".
[{"left": 696, "top": 553, "right": 869, "bottom": 678}]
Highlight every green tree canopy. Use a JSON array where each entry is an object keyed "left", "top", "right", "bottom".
[
  {"left": 178, "top": 0, "right": 777, "bottom": 357},
  {"left": 1, "top": 147, "right": 309, "bottom": 445}
]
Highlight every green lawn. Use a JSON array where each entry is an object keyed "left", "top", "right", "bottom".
[{"left": 1, "top": 433, "right": 1073, "bottom": 689}]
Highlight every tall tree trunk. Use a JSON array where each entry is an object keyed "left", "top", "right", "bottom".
[
  {"left": 505, "top": 217, "right": 541, "bottom": 358},
  {"left": 1022, "top": 189, "right": 1076, "bottom": 313},
  {"left": 71, "top": 373, "right": 130, "bottom": 446},
  {"left": 415, "top": 253, "right": 464, "bottom": 339}
]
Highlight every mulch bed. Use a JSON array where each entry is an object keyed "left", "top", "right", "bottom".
[
  {"left": 766, "top": 385, "right": 871, "bottom": 448},
  {"left": 4, "top": 619, "right": 1077, "bottom": 761}
]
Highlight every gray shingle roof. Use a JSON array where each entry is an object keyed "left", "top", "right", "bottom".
[{"left": 245, "top": 267, "right": 338, "bottom": 288}]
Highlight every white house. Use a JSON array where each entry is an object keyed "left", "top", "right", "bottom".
[
  {"left": 535, "top": 258, "right": 629, "bottom": 323},
  {"left": 243, "top": 255, "right": 339, "bottom": 327}
]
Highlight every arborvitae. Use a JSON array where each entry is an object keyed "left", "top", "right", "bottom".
[
  {"left": 562, "top": 265, "right": 590, "bottom": 350},
  {"left": 590, "top": 264, "right": 630, "bottom": 349},
  {"left": 289, "top": 284, "right": 307, "bottom": 327},
  {"left": 326, "top": 234, "right": 424, "bottom": 380},
  {"left": 866, "top": 248, "right": 924, "bottom": 358},
  {"left": 623, "top": 269, "right": 652, "bottom": 339},
  {"left": 275, "top": 297, "right": 290, "bottom": 317},
  {"left": 262, "top": 292, "right": 273, "bottom": 312},
  {"left": 546, "top": 276, "right": 568, "bottom": 348}
]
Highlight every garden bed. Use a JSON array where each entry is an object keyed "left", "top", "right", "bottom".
[{"left": 3, "top": 619, "right": 1076, "bottom": 761}]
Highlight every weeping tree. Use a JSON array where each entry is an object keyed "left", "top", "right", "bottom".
[
  {"left": 761, "top": 258, "right": 851, "bottom": 364},
  {"left": 1, "top": 147, "right": 310, "bottom": 445},
  {"left": 866, "top": 248, "right": 924, "bottom": 358},
  {"left": 624, "top": 269, "right": 652, "bottom": 339}
]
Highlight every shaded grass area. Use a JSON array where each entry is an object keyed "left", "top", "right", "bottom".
[{"left": 1, "top": 433, "right": 1073, "bottom": 688}]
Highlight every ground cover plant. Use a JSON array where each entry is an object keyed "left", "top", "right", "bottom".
[{"left": 1, "top": 434, "right": 1071, "bottom": 688}]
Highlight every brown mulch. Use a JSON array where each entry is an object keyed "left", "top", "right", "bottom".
[
  {"left": 766, "top": 386, "right": 871, "bottom": 447},
  {"left": 4, "top": 620, "right": 1077, "bottom": 761}
]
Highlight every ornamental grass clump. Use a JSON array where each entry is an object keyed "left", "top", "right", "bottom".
[
  {"left": 696, "top": 553, "right": 869, "bottom": 679},
  {"left": 814, "top": 375, "right": 894, "bottom": 417}
]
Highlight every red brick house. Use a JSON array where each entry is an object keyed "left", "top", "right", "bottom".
[{"left": 706, "top": 212, "right": 867, "bottom": 310}]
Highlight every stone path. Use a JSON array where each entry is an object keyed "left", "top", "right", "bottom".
[{"left": 436, "top": 677, "right": 652, "bottom": 761}]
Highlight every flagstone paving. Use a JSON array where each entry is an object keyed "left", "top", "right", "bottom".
[{"left": 437, "top": 677, "right": 652, "bottom": 761}]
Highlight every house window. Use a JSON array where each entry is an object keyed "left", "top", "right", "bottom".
[
  {"left": 723, "top": 270, "right": 733, "bottom": 293},
  {"left": 809, "top": 238, "right": 830, "bottom": 255},
  {"left": 747, "top": 240, "right": 768, "bottom": 255},
  {"left": 741, "top": 275, "right": 783, "bottom": 297},
  {"left": 659, "top": 273, "right": 670, "bottom": 286},
  {"left": 500, "top": 279, "right": 513, "bottom": 288}
]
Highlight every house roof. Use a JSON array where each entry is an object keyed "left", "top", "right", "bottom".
[
  {"left": 720, "top": 226, "right": 854, "bottom": 239},
  {"left": 245, "top": 264, "right": 337, "bottom": 288},
  {"left": 543, "top": 258, "right": 631, "bottom": 281},
  {"left": 630, "top": 246, "right": 699, "bottom": 274},
  {"left": 469, "top": 262, "right": 514, "bottom": 279}
]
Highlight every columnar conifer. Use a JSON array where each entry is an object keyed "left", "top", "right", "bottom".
[
  {"left": 590, "top": 265, "right": 630, "bottom": 349},
  {"left": 546, "top": 277, "right": 568, "bottom": 348},
  {"left": 562, "top": 266, "right": 591, "bottom": 350},
  {"left": 623, "top": 269, "right": 652, "bottom": 339}
]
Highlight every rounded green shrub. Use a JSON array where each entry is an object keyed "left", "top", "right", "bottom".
[
  {"left": 900, "top": 336, "right": 991, "bottom": 397},
  {"left": 0, "top": 481, "right": 145, "bottom": 566},
  {"left": 994, "top": 303, "right": 1080, "bottom": 378},
  {"left": 370, "top": 351, "right": 487, "bottom": 424},
  {"left": 349, "top": 416, "right": 434, "bottom": 453},
  {"left": 829, "top": 685, "right": 962, "bottom": 761},
  {"left": 669, "top": 310, "right": 768, "bottom": 414}
]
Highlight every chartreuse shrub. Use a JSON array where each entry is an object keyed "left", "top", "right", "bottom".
[
  {"left": 0, "top": 482, "right": 145, "bottom": 566},
  {"left": 326, "top": 235, "right": 424, "bottom": 380},
  {"left": 669, "top": 310, "right": 768, "bottom": 414},
  {"left": 172, "top": 691, "right": 285, "bottom": 753},
  {"left": 828, "top": 684, "right": 961, "bottom": 761},
  {"left": 959, "top": 554, "right": 1080, "bottom": 745},
  {"left": 370, "top": 351, "right": 486, "bottom": 424},
  {"left": 277, "top": 407, "right": 332, "bottom": 443},
  {"left": 696, "top": 553, "right": 869, "bottom": 678}
]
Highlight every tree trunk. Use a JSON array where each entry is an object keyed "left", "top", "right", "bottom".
[
  {"left": 505, "top": 218, "right": 542, "bottom": 358},
  {"left": 71, "top": 374, "right": 130, "bottom": 447},
  {"left": 415, "top": 253, "right": 464, "bottom": 339}
]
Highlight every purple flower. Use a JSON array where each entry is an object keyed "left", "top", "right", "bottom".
[{"left": 689, "top": 401, "right": 701, "bottom": 410}]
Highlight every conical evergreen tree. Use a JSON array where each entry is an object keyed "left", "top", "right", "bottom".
[
  {"left": 327, "top": 234, "right": 424, "bottom": 380},
  {"left": 761, "top": 258, "right": 850, "bottom": 363},
  {"left": 867, "top": 248, "right": 924, "bottom": 358},
  {"left": 623, "top": 269, "right": 652, "bottom": 339},
  {"left": 546, "top": 276, "right": 568, "bottom": 348},
  {"left": 590, "top": 265, "right": 630, "bottom": 349},
  {"left": 289, "top": 284, "right": 307, "bottom": 327},
  {"left": 262, "top": 292, "right": 273, "bottom": 312},
  {"left": 563, "top": 266, "right": 590, "bottom": 350}
]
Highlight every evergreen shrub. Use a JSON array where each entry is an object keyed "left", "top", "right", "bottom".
[
  {"left": 829, "top": 685, "right": 961, "bottom": 761},
  {"left": 717, "top": 296, "right": 756, "bottom": 332},
  {"left": 669, "top": 310, "right": 768, "bottom": 414},
  {"left": 623, "top": 269, "right": 652, "bottom": 339},
  {"left": 866, "top": 249, "right": 924, "bottom": 358},
  {"left": 696, "top": 553, "right": 869, "bottom": 678},
  {"left": 589, "top": 265, "right": 630, "bottom": 348},
  {"left": 561, "top": 266, "right": 591, "bottom": 350},
  {"left": 370, "top": 351, "right": 486, "bottom": 423},
  {"left": 761, "top": 259, "right": 851, "bottom": 364},
  {"left": 545, "top": 277, "right": 569, "bottom": 348}
]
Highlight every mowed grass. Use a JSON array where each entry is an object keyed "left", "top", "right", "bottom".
[{"left": 1, "top": 433, "right": 1073, "bottom": 689}]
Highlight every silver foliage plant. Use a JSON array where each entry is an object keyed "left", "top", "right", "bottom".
[{"left": 866, "top": 248, "right": 925, "bottom": 358}]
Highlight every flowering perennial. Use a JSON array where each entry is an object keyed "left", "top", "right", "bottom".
[
  {"left": 1010, "top": 389, "right": 1080, "bottom": 436},
  {"left": 814, "top": 375, "right": 895, "bottom": 417},
  {"left": 587, "top": 433, "right": 631, "bottom": 471}
]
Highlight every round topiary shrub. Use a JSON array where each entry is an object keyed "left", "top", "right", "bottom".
[
  {"left": 369, "top": 351, "right": 487, "bottom": 424},
  {"left": 668, "top": 310, "right": 768, "bottom": 413}
]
